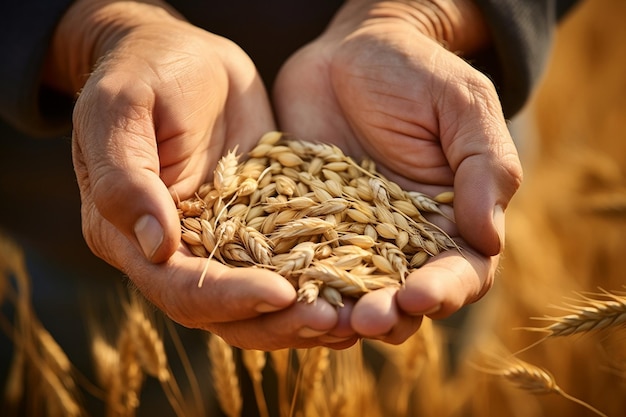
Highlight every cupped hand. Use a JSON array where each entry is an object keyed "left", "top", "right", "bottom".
[
  {"left": 64, "top": 1, "right": 354, "bottom": 350},
  {"left": 273, "top": 1, "right": 523, "bottom": 343}
]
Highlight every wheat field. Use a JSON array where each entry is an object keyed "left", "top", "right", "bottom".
[{"left": 1, "top": 0, "right": 626, "bottom": 416}]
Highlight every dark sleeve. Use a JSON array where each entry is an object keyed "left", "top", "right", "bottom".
[
  {"left": 471, "top": 0, "right": 582, "bottom": 118},
  {"left": 0, "top": 1, "right": 76, "bottom": 138}
]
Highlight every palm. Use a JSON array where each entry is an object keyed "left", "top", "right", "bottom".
[{"left": 274, "top": 23, "right": 461, "bottom": 195}]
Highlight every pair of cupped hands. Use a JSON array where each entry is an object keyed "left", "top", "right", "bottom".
[{"left": 51, "top": 0, "right": 522, "bottom": 350}]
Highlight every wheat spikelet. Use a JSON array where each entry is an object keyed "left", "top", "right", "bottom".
[
  {"left": 125, "top": 300, "right": 170, "bottom": 382},
  {"left": 108, "top": 322, "right": 144, "bottom": 417},
  {"left": 208, "top": 333, "right": 242, "bottom": 417}
]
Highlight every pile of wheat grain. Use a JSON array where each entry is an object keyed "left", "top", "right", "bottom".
[{"left": 177, "top": 131, "right": 458, "bottom": 306}]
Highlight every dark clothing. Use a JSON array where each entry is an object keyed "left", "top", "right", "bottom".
[
  {"left": 1, "top": 0, "right": 581, "bottom": 138},
  {"left": 473, "top": 0, "right": 581, "bottom": 117}
]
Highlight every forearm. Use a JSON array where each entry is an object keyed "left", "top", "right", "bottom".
[
  {"left": 321, "top": 0, "right": 491, "bottom": 55},
  {"left": 42, "top": 0, "right": 186, "bottom": 96}
]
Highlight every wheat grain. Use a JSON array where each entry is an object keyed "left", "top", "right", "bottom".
[{"left": 177, "top": 132, "right": 459, "bottom": 306}]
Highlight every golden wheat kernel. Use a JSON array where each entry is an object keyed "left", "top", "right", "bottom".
[
  {"left": 257, "top": 171, "right": 273, "bottom": 188},
  {"left": 249, "top": 142, "right": 274, "bottom": 158},
  {"left": 371, "top": 254, "right": 396, "bottom": 274},
  {"left": 202, "top": 188, "right": 221, "bottom": 206},
  {"left": 338, "top": 234, "right": 376, "bottom": 249},
  {"left": 374, "top": 205, "right": 395, "bottom": 225},
  {"left": 285, "top": 138, "right": 308, "bottom": 155},
  {"left": 182, "top": 217, "right": 202, "bottom": 233},
  {"left": 324, "top": 179, "right": 343, "bottom": 197},
  {"left": 246, "top": 216, "right": 265, "bottom": 232},
  {"left": 297, "top": 280, "right": 321, "bottom": 304},
  {"left": 182, "top": 229, "right": 203, "bottom": 245},
  {"left": 396, "top": 231, "right": 410, "bottom": 249},
  {"left": 356, "top": 183, "right": 375, "bottom": 202},
  {"left": 364, "top": 224, "right": 378, "bottom": 240},
  {"left": 279, "top": 166, "right": 300, "bottom": 181},
  {"left": 265, "top": 144, "right": 291, "bottom": 156},
  {"left": 276, "top": 152, "right": 304, "bottom": 167},
  {"left": 178, "top": 199, "right": 204, "bottom": 217},
  {"left": 296, "top": 181, "right": 309, "bottom": 196},
  {"left": 227, "top": 203, "right": 249, "bottom": 219},
  {"left": 321, "top": 286, "right": 345, "bottom": 307},
  {"left": 307, "top": 157, "right": 324, "bottom": 175},
  {"left": 320, "top": 168, "right": 342, "bottom": 185},
  {"left": 274, "top": 175, "right": 298, "bottom": 196},
  {"left": 237, "top": 178, "right": 258, "bottom": 196},
  {"left": 346, "top": 208, "right": 372, "bottom": 224},
  {"left": 312, "top": 186, "right": 334, "bottom": 202},
  {"left": 434, "top": 191, "right": 454, "bottom": 204},
  {"left": 341, "top": 185, "right": 359, "bottom": 199},
  {"left": 258, "top": 130, "right": 283, "bottom": 145},
  {"left": 392, "top": 211, "right": 411, "bottom": 230},
  {"left": 423, "top": 239, "right": 440, "bottom": 256},
  {"left": 244, "top": 204, "right": 265, "bottom": 222},
  {"left": 386, "top": 181, "right": 405, "bottom": 201},
  {"left": 197, "top": 182, "right": 214, "bottom": 197},
  {"left": 273, "top": 237, "right": 304, "bottom": 254},
  {"left": 199, "top": 208, "right": 212, "bottom": 221},
  {"left": 391, "top": 199, "right": 421, "bottom": 218}
]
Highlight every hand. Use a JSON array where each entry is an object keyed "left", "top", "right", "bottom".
[
  {"left": 49, "top": 0, "right": 355, "bottom": 350},
  {"left": 273, "top": 0, "right": 523, "bottom": 343}
]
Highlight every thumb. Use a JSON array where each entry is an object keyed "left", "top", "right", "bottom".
[
  {"left": 72, "top": 94, "right": 180, "bottom": 264},
  {"left": 441, "top": 85, "right": 523, "bottom": 257}
]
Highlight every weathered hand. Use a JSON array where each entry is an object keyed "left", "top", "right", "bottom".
[
  {"left": 53, "top": 0, "right": 354, "bottom": 349},
  {"left": 273, "top": 0, "right": 523, "bottom": 343}
]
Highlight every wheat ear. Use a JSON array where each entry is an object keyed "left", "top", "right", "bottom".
[
  {"left": 474, "top": 354, "right": 608, "bottom": 417},
  {"left": 515, "top": 288, "right": 626, "bottom": 354},
  {"left": 242, "top": 349, "right": 269, "bottom": 417},
  {"left": 207, "top": 334, "right": 242, "bottom": 417}
]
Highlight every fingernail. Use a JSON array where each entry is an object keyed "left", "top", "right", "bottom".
[
  {"left": 423, "top": 304, "right": 441, "bottom": 315},
  {"left": 134, "top": 214, "right": 163, "bottom": 261},
  {"left": 255, "top": 302, "right": 283, "bottom": 313},
  {"left": 318, "top": 335, "right": 352, "bottom": 344},
  {"left": 493, "top": 205, "right": 505, "bottom": 252},
  {"left": 298, "top": 327, "right": 327, "bottom": 338}
]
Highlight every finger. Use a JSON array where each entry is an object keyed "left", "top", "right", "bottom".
[
  {"left": 208, "top": 299, "right": 341, "bottom": 350},
  {"left": 439, "top": 69, "right": 523, "bottom": 257},
  {"left": 395, "top": 247, "right": 497, "bottom": 320},
  {"left": 131, "top": 250, "right": 300, "bottom": 326},
  {"left": 73, "top": 78, "right": 182, "bottom": 263},
  {"left": 351, "top": 287, "right": 423, "bottom": 343}
]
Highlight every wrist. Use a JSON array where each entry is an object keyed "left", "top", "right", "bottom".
[
  {"left": 324, "top": 0, "right": 490, "bottom": 55},
  {"left": 43, "top": 0, "right": 185, "bottom": 95}
]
